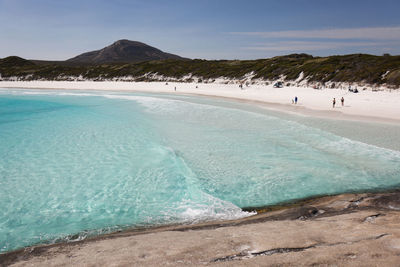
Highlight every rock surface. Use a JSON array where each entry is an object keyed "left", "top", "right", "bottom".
[{"left": 2, "top": 191, "right": 400, "bottom": 266}]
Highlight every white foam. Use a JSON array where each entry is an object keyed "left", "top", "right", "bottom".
[
  {"left": 170, "top": 197, "right": 256, "bottom": 224},
  {"left": 0, "top": 89, "right": 97, "bottom": 97}
]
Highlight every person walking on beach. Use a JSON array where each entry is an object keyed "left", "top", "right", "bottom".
[
  {"left": 174, "top": 87, "right": 176, "bottom": 91},
  {"left": 341, "top": 97, "right": 344, "bottom": 106},
  {"left": 333, "top": 98, "right": 336, "bottom": 108},
  {"left": 295, "top": 96, "right": 298, "bottom": 104}
]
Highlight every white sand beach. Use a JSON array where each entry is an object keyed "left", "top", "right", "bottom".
[{"left": 1, "top": 81, "right": 399, "bottom": 123}]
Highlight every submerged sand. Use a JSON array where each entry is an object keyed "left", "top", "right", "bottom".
[{"left": 2, "top": 191, "right": 400, "bottom": 266}]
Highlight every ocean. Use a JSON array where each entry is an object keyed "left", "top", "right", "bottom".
[{"left": 1, "top": 88, "right": 399, "bottom": 253}]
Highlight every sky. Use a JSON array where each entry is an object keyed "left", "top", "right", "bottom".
[{"left": 1, "top": 0, "right": 400, "bottom": 60}]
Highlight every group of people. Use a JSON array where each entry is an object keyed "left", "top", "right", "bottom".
[
  {"left": 292, "top": 96, "right": 345, "bottom": 108},
  {"left": 332, "top": 97, "right": 345, "bottom": 108}
]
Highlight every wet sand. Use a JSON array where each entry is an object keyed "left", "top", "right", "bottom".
[{"left": 2, "top": 191, "right": 400, "bottom": 266}]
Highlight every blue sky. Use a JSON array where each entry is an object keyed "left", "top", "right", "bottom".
[{"left": 1, "top": 0, "right": 399, "bottom": 60}]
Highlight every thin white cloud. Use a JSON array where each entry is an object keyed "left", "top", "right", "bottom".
[
  {"left": 231, "top": 26, "right": 400, "bottom": 40},
  {"left": 244, "top": 41, "right": 388, "bottom": 52}
]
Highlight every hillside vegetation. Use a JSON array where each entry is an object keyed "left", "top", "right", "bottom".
[{"left": 1, "top": 54, "right": 400, "bottom": 87}]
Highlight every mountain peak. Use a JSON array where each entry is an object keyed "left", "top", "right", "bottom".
[
  {"left": 67, "top": 40, "right": 185, "bottom": 64},
  {"left": 112, "top": 39, "right": 143, "bottom": 46}
]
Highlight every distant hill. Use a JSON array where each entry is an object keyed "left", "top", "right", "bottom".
[
  {"left": 67, "top": 40, "right": 186, "bottom": 64},
  {"left": 1, "top": 53, "right": 399, "bottom": 88},
  {"left": 0, "top": 56, "right": 35, "bottom": 68}
]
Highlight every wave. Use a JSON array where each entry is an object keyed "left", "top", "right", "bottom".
[{"left": 146, "top": 144, "right": 255, "bottom": 224}]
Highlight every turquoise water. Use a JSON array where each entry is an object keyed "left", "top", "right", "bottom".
[{"left": 1, "top": 88, "right": 400, "bottom": 253}]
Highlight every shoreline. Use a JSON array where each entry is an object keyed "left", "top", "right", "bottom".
[
  {"left": 2, "top": 190, "right": 400, "bottom": 266},
  {"left": 1, "top": 81, "right": 400, "bottom": 124},
  {"left": 1, "top": 81, "right": 400, "bottom": 265},
  {"left": 0, "top": 187, "right": 398, "bottom": 254}
]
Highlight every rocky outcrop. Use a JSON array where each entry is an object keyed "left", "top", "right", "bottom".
[{"left": 2, "top": 191, "right": 400, "bottom": 266}]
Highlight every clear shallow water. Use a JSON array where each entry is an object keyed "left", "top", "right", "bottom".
[{"left": 1, "top": 89, "right": 400, "bottom": 253}]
